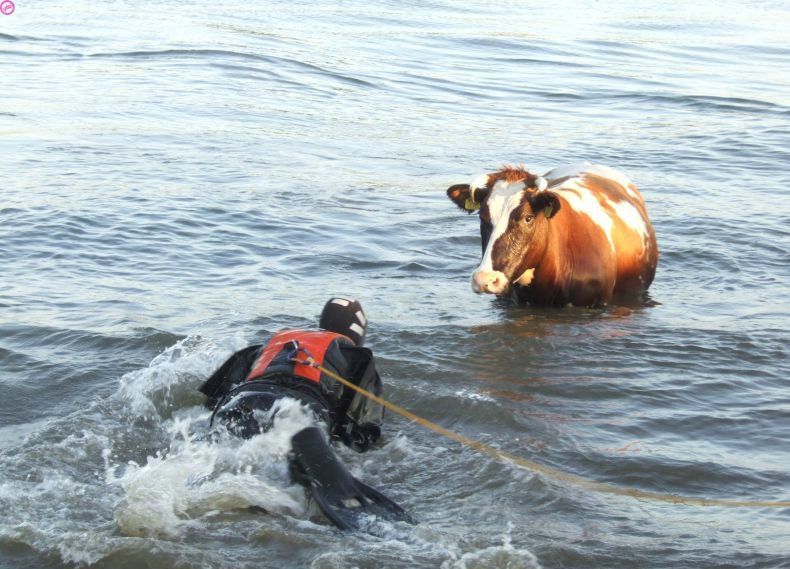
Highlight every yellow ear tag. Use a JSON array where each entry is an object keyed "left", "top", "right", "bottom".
[
  {"left": 464, "top": 197, "right": 480, "bottom": 211},
  {"left": 543, "top": 204, "right": 554, "bottom": 218}
]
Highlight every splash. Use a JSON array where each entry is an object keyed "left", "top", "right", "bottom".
[
  {"left": 440, "top": 525, "right": 542, "bottom": 569},
  {"left": 114, "top": 334, "right": 244, "bottom": 420},
  {"left": 111, "top": 397, "right": 318, "bottom": 538},
  {"left": 107, "top": 335, "right": 326, "bottom": 538}
]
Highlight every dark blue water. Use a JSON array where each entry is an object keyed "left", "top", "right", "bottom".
[{"left": 2, "top": 1, "right": 789, "bottom": 567}]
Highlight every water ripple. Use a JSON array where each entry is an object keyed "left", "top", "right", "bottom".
[{"left": 2, "top": 1, "right": 789, "bottom": 567}]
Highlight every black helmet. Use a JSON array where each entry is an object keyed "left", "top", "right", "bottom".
[{"left": 319, "top": 297, "right": 367, "bottom": 346}]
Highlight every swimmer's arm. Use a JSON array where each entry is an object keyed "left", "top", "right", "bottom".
[{"left": 198, "top": 344, "right": 263, "bottom": 405}]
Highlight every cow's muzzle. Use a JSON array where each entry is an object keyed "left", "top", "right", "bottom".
[{"left": 471, "top": 270, "right": 510, "bottom": 295}]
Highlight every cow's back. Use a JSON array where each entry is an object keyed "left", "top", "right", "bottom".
[{"left": 545, "top": 163, "right": 658, "bottom": 299}]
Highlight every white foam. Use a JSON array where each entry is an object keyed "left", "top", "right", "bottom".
[
  {"left": 114, "top": 334, "right": 246, "bottom": 420},
  {"left": 111, "top": 398, "right": 315, "bottom": 538},
  {"left": 440, "top": 524, "right": 542, "bottom": 569},
  {"left": 454, "top": 388, "right": 496, "bottom": 403},
  {"left": 0, "top": 472, "right": 117, "bottom": 565},
  {"left": 0, "top": 335, "right": 344, "bottom": 562}
]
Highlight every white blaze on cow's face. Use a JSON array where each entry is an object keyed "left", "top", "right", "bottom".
[{"left": 472, "top": 179, "right": 528, "bottom": 294}]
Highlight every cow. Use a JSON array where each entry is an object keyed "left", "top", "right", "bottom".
[{"left": 446, "top": 162, "right": 658, "bottom": 307}]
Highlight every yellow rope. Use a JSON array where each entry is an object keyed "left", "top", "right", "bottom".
[{"left": 311, "top": 360, "right": 790, "bottom": 509}]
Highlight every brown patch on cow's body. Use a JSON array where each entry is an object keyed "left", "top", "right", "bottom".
[
  {"left": 582, "top": 173, "right": 634, "bottom": 204},
  {"left": 580, "top": 173, "right": 659, "bottom": 296},
  {"left": 516, "top": 174, "right": 656, "bottom": 306},
  {"left": 503, "top": 190, "right": 616, "bottom": 306}
]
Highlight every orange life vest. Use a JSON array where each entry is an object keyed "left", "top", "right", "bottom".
[{"left": 245, "top": 330, "right": 351, "bottom": 384}]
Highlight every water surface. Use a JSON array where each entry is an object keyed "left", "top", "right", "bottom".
[{"left": 1, "top": 1, "right": 789, "bottom": 568}]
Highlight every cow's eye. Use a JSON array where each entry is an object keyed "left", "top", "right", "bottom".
[{"left": 523, "top": 214, "right": 535, "bottom": 223}]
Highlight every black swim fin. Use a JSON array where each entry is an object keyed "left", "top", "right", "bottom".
[{"left": 289, "top": 426, "right": 414, "bottom": 531}]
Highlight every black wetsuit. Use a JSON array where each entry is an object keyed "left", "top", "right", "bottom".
[
  {"left": 198, "top": 332, "right": 383, "bottom": 450},
  {"left": 197, "top": 331, "right": 410, "bottom": 530}
]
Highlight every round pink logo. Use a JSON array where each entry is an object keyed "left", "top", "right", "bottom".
[{"left": 0, "top": 0, "right": 14, "bottom": 15}]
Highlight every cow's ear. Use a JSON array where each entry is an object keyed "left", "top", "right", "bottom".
[
  {"left": 447, "top": 184, "right": 483, "bottom": 213},
  {"left": 529, "top": 191, "right": 561, "bottom": 219}
]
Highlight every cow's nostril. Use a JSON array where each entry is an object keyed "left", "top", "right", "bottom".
[{"left": 491, "top": 274, "right": 507, "bottom": 290}]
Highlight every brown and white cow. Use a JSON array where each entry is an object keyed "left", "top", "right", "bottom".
[{"left": 446, "top": 162, "right": 658, "bottom": 307}]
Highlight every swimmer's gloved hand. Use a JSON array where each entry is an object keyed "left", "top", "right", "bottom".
[{"left": 288, "top": 427, "right": 414, "bottom": 531}]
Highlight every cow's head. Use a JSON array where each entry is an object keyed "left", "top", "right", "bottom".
[{"left": 447, "top": 167, "right": 561, "bottom": 295}]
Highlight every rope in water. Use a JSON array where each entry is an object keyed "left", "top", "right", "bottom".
[{"left": 299, "top": 357, "right": 790, "bottom": 509}]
